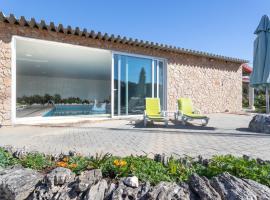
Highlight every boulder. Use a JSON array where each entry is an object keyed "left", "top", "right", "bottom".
[
  {"left": 0, "top": 166, "right": 43, "bottom": 200},
  {"left": 123, "top": 176, "right": 139, "bottom": 188},
  {"left": 148, "top": 182, "right": 192, "bottom": 200},
  {"left": 29, "top": 167, "right": 77, "bottom": 200},
  {"left": 76, "top": 169, "right": 102, "bottom": 192},
  {"left": 249, "top": 114, "right": 270, "bottom": 133},
  {"left": 210, "top": 172, "right": 258, "bottom": 200},
  {"left": 189, "top": 173, "right": 221, "bottom": 200},
  {"left": 111, "top": 180, "right": 150, "bottom": 200},
  {"left": 84, "top": 179, "right": 108, "bottom": 200},
  {"left": 46, "top": 167, "right": 75, "bottom": 187},
  {"left": 243, "top": 179, "right": 270, "bottom": 199}
]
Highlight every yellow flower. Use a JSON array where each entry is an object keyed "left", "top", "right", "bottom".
[
  {"left": 120, "top": 160, "right": 127, "bottom": 166},
  {"left": 113, "top": 159, "right": 120, "bottom": 166},
  {"left": 57, "top": 161, "right": 68, "bottom": 168},
  {"left": 113, "top": 159, "right": 127, "bottom": 167}
]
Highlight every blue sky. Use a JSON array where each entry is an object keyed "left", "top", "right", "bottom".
[{"left": 1, "top": 0, "right": 270, "bottom": 64}]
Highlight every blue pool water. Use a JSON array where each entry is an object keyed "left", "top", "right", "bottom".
[{"left": 43, "top": 105, "right": 106, "bottom": 117}]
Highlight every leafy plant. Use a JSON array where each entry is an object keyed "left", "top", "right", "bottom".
[
  {"left": 0, "top": 148, "right": 18, "bottom": 168},
  {"left": 89, "top": 153, "right": 112, "bottom": 169},
  {"left": 20, "top": 152, "right": 55, "bottom": 171},
  {"left": 57, "top": 155, "right": 91, "bottom": 175},
  {"left": 195, "top": 155, "right": 270, "bottom": 187}
]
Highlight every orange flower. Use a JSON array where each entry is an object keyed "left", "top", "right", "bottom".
[
  {"left": 57, "top": 161, "right": 68, "bottom": 168},
  {"left": 69, "top": 163, "right": 78, "bottom": 169},
  {"left": 63, "top": 157, "right": 69, "bottom": 162}
]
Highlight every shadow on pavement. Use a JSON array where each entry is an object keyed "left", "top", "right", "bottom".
[{"left": 133, "top": 120, "right": 216, "bottom": 131}]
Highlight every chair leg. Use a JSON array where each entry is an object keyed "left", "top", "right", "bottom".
[
  {"left": 165, "top": 119, "right": 168, "bottom": 127},
  {"left": 144, "top": 117, "right": 147, "bottom": 127},
  {"left": 181, "top": 117, "right": 186, "bottom": 125},
  {"left": 202, "top": 118, "right": 209, "bottom": 126}
]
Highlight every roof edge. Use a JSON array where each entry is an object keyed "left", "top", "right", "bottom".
[{"left": 0, "top": 12, "right": 249, "bottom": 64}]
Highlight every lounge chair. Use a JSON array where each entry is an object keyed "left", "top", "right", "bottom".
[
  {"left": 175, "top": 98, "right": 209, "bottom": 126},
  {"left": 143, "top": 98, "right": 168, "bottom": 127}
]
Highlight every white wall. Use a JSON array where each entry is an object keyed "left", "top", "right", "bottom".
[{"left": 17, "top": 75, "right": 111, "bottom": 101}]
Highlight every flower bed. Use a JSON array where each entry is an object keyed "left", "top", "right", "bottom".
[
  {"left": 1, "top": 146, "right": 270, "bottom": 199},
  {"left": 1, "top": 146, "right": 270, "bottom": 187}
]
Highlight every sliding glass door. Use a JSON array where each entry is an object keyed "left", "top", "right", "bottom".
[{"left": 113, "top": 54, "right": 165, "bottom": 116}]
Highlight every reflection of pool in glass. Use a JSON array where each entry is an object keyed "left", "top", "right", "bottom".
[{"left": 43, "top": 105, "right": 108, "bottom": 117}]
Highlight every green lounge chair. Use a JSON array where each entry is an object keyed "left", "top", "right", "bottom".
[
  {"left": 175, "top": 98, "right": 209, "bottom": 126},
  {"left": 144, "top": 98, "right": 168, "bottom": 127}
]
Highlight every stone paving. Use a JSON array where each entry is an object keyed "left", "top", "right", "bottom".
[{"left": 0, "top": 113, "right": 270, "bottom": 159}]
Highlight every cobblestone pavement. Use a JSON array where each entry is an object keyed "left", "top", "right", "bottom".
[{"left": 0, "top": 113, "right": 270, "bottom": 159}]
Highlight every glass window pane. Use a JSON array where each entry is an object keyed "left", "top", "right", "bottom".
[{"left": 127, "top": 56, "right": 152, "bottom": 115}]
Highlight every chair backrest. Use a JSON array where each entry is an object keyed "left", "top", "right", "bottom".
[
  {"left": 145, "top": 98, "right": 161, "bottom": 115},
  {"left": 178, "top": 98, "right": 193, "bottom": 114}
]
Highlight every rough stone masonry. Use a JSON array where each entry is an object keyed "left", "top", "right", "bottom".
[{"left": 0, "top": 15, "right": 244, "bottom": 125}]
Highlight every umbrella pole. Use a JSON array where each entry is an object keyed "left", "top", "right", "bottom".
[{"left": 266, "top": 87, "right": 270, "bottom": 114}]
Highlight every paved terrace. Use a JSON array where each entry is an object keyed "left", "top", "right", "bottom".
[{"left": 0, "top": 113, "right": 270, "bottom": 160}]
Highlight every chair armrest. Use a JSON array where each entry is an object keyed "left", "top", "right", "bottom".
[{"left": 193, "top": 108, "right": 201, "bottom": 114}]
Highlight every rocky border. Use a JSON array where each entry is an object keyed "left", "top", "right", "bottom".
[{"left": 1, "top": 166, "right": 270, "bottom": 200}]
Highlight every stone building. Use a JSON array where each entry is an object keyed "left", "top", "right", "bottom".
[{"left": 0, "top": 12, "right": 247, "bottom": 125}]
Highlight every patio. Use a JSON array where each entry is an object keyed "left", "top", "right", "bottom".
[{"left": 0, "top": 113, "right": 270, "bottom": 160}]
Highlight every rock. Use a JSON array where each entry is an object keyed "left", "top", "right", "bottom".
[
  {"left": 104, "top": 182, "right": 117, "bottom": 200},
  {"left": 29, "top": 168, "right": 77, "bottom": 200},
  {"left": 210, "top": 172, "right": 257, "bottom": 200},
  {"left": 243, "top": 179, "right": 270, "bottom": 199},
  {"left": 148, "top": 181, "right": 192, "bottom": 200},
  {"left": 46, "top": 167, "right": 75, "bottom": 187},
  {"left": 154, "top": 153, "right": 168, "bottom": 165},
  {"left": 12, "top": 147, "right": 28, "bottom": 159},
  {"left": 111, "top": 180, "right": 151, "bottom": 200},
  {"left": 256, "top": 157, "right": 265, "bottom": 165},
  {"left": 1, "top": 145, "right": 16, "bottom": 155},
  {"left": 123, "top": 176, "right": 139, "bottom": 188},
  {"left": 69, "top": 150, "right": 77, "bottom": 157},
  {"left": 189, "top": 173, "right": 221, "bottom": 200},
  {"left": 84, "top": 179, "right": 108, "bottom": 200},
  {"left": 243, "top": 154, "right": 251, "bottom": 161},
  {"left": 76, "top": 169, "right": 102, "bottom": 192},
  {"left": 249, "top": 114, "right": 270, "bottom": 133},
  {"left": 0, "top": 166, "right": 43, "bottom": 200}
]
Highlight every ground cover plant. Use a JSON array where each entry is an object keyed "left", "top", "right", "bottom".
[{"left": 1, "top": 147, "right": 270, "bottom": 187}]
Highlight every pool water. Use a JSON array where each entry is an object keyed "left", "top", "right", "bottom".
[{"left": 43, "top": 105, "right": 107, "bottom": 117}]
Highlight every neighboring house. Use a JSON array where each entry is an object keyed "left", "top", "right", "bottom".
[
  {"left": 0, "top": 12, "right": 247, "bottom": 125},
  {"left": 242, "top": 64, "right": 254, "bottom": 110}
]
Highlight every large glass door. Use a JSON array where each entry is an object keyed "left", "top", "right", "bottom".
[{"left": 113, "top": 54, "right": 165, "bottom": 116}]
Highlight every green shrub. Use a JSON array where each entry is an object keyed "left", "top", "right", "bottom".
[
  {"left": 195, "top": 155, "right": 270, "bottom": 187},
  {"left": 20, "top": 153, "right": 55, "bottom": 171},
  {"left": 102, "top": 156, "right": 172, "bottom": 185},
  {"left": 0, "top": 148, "right": 18, "bottom": 168}
]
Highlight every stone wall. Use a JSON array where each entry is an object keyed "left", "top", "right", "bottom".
[
  {"left": 167, "top": 59, "right": 242, "bottom": 113},
  {"left": 0, "top": 21, "right": 243, "bottom": 125}
]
